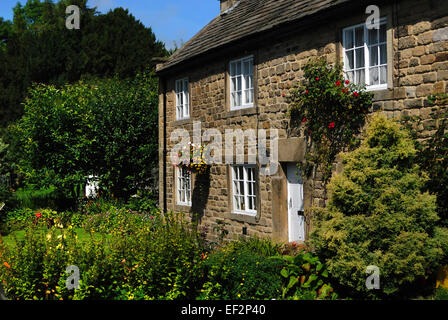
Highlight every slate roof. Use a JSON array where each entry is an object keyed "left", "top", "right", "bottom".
[{"left": 157, "top": 0, "right": 351, "bottom": 72}]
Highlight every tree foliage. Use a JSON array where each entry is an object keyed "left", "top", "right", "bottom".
[
  {"left": 0, "top": 0, "right": 168, "bottom": 127},
  {"left": 310, "top": 114, "right": 448, "bottom": 298},
  {"left": 4, "top": 71, "right": 159, "bottom": 207}
]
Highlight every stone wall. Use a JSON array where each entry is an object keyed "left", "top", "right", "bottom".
[{"left": 159, "top": 0, "right": 448, "bottom": 243}]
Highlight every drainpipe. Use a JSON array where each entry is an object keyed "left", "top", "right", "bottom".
[{"left": 161, "top": 76, "right": 168, "bottom": 214}]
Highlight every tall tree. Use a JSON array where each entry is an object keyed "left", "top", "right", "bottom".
[{"left": 0, "top": 0, "right": 168, "bottom": 128}]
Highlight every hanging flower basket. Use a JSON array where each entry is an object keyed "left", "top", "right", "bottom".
[{"left": 175, "top": 143, "right": 210, "bottom": 175}]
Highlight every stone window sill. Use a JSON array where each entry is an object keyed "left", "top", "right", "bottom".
[
  {"left": 173, "top": 118, "right": 193, "bottom": 126},
  {"left": 229, "top": 212, "right": 259, "bottom": 224},
  {"left": 174, "top": 204, "right": 191, "bottom": 213},
  {"left": 224, "top": 106, "right": 257, "bottom": 119}
]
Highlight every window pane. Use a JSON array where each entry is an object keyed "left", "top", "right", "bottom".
[
  {"left": 380, "top": 65, "right": 387, "bottom": 84},
  {"left": 355, "top": 26, "right": 364, "bottom": 47},
  {"left": 370, "top": 67, "right": 379, "bottom": 85},
  {"left": 243, "top": 60, "right": 250, "bottom": 75},
  {"left": 369, "top": 45, "right": 378, "bottom": 66},
  {"left": 379, "top": 23, "right": 387, "bottom": 43},
  {"left": 230, "top": 62, "right": 235, "bottom": 76},
  {"left": 368, "top": 28, "right": 378, "bottom": 45},
  {"left": 345, "top": 50, "right": 354, "bottom": 70},
  {"left": 234, "top": 196, "right": 240, "bottom": 210},
  {"left": 380, "top": 44, "right": 387, "bottom": 64},
  {"left": 356, "top": 69, "right": 365, "bottom": 85},
  {"left": 236, "top": 62, "right": 241, "bottom": 75},
  {"left": 355, "top": 48, "right": 365, "bottom": 68},
  {"left": 344, "top": 29, "right": 354, "bottom": 49},
  {"left": 244, "top": 74, "right": 250, "bottom": 90},
  {"left": 231, "top": 77, "right": 236, "bottom": 92},
  {"left": 346, "top": 71, "right": 354, "bottom": 83},
  {"left": 237, "top": 76, "right": 242, "bottom": 91},
  {"left": 237, "top": 92, "right": 242, "bottom": 106}
]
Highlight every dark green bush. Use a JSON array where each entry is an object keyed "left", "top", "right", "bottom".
[
  {"left": 434, "top": 287, "right": 448, "bottom": 300},
  {"left": 199, "top": 243, "right": 284, "bottom": 300}
]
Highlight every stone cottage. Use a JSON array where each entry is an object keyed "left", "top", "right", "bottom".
[{"left": 156, "top": 0, "right": 448, "bottom": 243}]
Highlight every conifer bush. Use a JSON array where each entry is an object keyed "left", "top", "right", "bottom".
[{"left": 310, "top": 114, "right": 448, "bottom": 298}]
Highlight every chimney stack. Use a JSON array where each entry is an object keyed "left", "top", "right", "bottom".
[{"left": 220, "top": 0, "right": 238, "bottom": 14}]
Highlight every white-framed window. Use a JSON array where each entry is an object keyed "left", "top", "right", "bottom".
[
  {"left": 229, "top": 56, "right": 254, "bottom": 110},
  {"left": 175, "top": 78, "right": 190, "bottom": 120},
  {"left": 231, "top": 165, "right": 257, "bottom": 215},
  {"left": 342, "top": 18, "right": 388, "bottom": 91},
  {"left": 177, "top": 167, "right": 191, "bottom": 206}
]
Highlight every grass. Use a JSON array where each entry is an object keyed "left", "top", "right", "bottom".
[{"left": 1, "top": 227, "right": 108, "bottom": 248}]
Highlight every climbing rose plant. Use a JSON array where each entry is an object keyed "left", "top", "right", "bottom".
[{"left": 287, "top": 59, "right": 373, "bottom": 181}]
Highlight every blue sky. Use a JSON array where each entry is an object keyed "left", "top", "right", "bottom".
[{"left": 0, "top": 0, "right": 219, "bottom": 49}]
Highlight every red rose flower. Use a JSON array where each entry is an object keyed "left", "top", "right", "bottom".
[
  {"left": 345, "top": 80, "right": 350, "bottom": 85},
  {"left": 282, "top": 93, "right": 286, "bottom": 97},
  {"left": 35, "top": 212, "right": 42, "bottom": 218},
  {"left": 353, "top": 91, "right": 359, "bottom": 97},
  {"left": 328, "top": 122, "right": 335, "bottom": 129},
  {"left": 305, "top": 90, "right": 309, "bottom": 94},
  {"left": 335, "top": 80, "right": 341, "bottom": 86},
  {"left": 315, "top": 77, "right": 320, "bottom": 81},
  {"left": 291, "top": 241, "right": 297, "bottom": 248},
  {"left": 302, "top": 117, "right": 307, "bottom": 123},
  {"left": 342, "top": 88, "right": 349, "bottom": 94}
]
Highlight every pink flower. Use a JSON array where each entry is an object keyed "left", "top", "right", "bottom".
[
  {"left": 291, "top": 242, "right": 297, "bottom": 248},
  {"left": 315, "top": 77, "right": 320, "bottom": 81}
]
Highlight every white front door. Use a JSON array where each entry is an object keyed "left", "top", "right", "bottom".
[{"left": 287, "top": 163, "right": 305, "bottom": 242}]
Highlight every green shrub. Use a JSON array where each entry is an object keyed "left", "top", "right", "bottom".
[
  {"left": 278, "top": 250, "right": 337, "bottom": 300},
  {"left": 434, "top": 287, "right": 448, "bottom": 300},
  {"left": 311, "top": 114, "right": 448, "bottom": 298},
  {"left": 0, "top": 211, "right": 205, "bottom": 300},
  {"left": 199, "top": 243, "right": 284, "bottom": 300}
]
